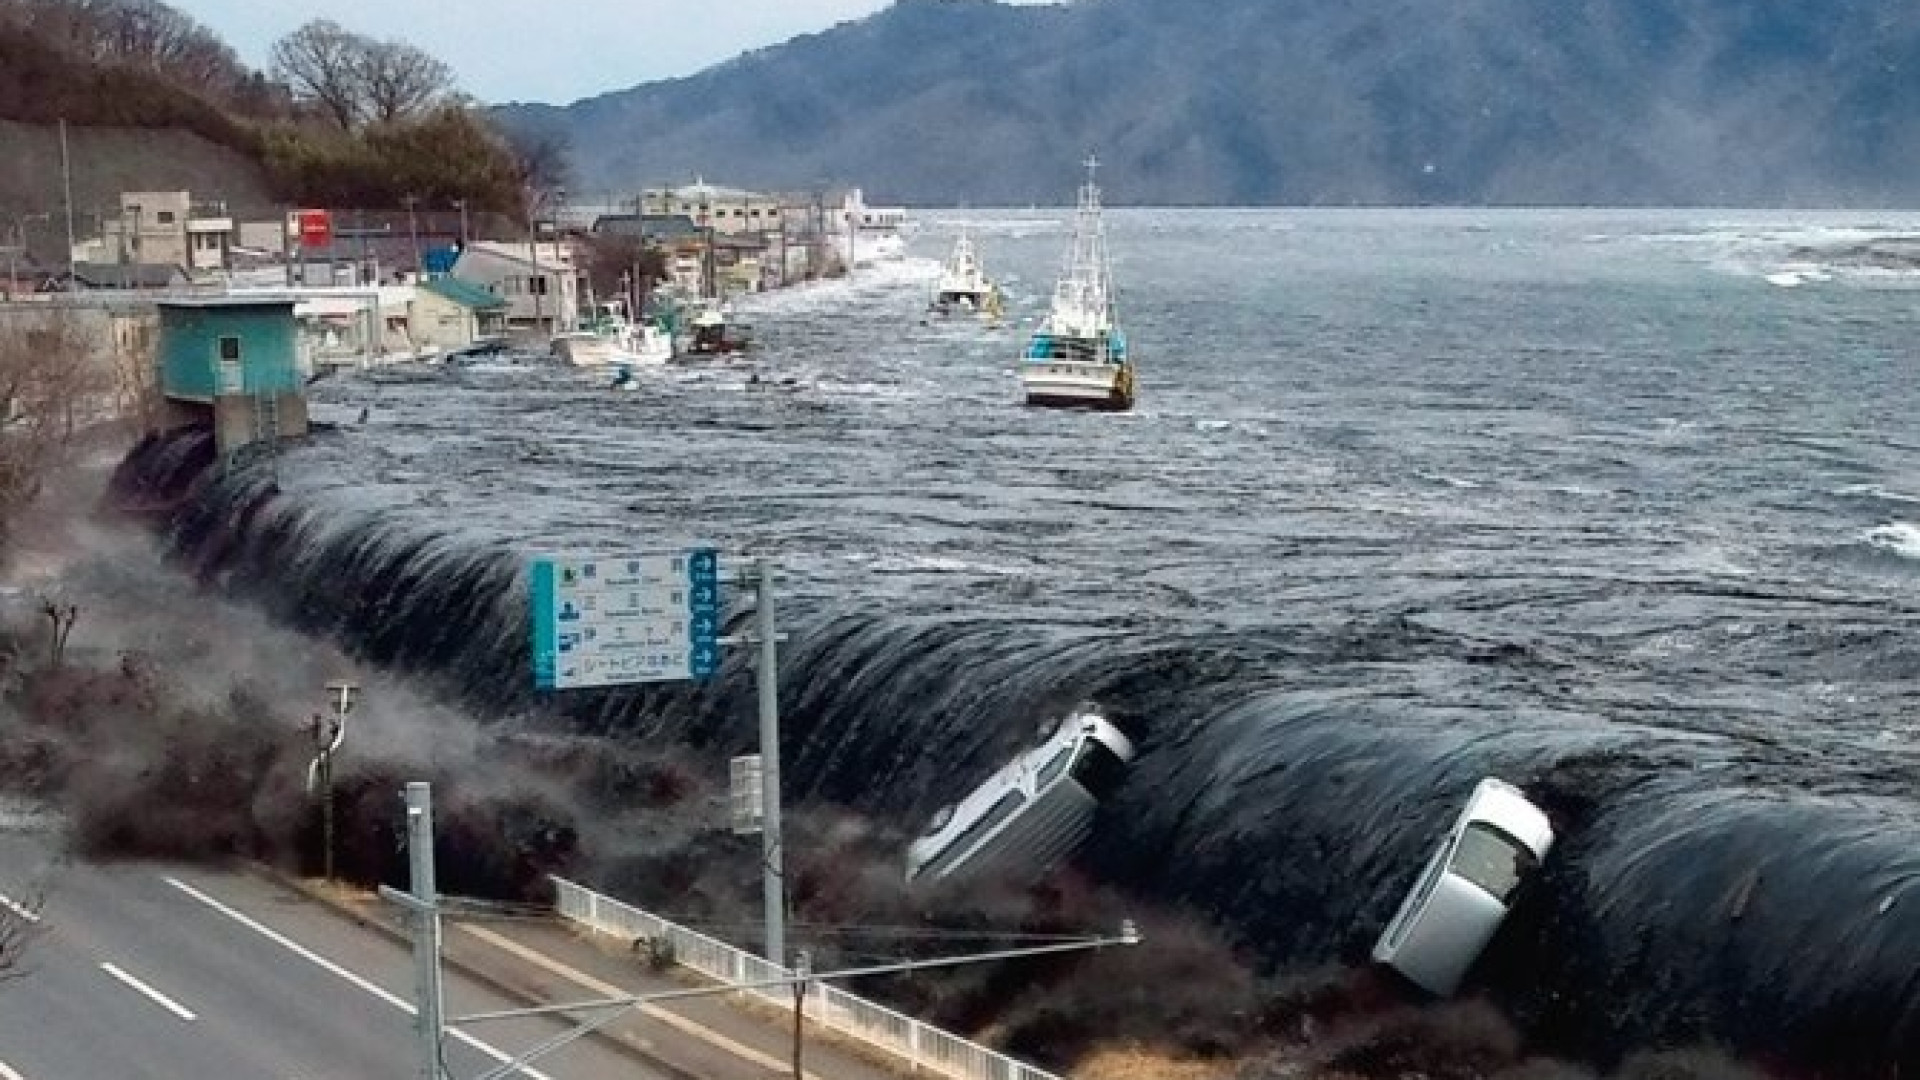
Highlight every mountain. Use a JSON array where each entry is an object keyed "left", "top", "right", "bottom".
[{"left": 495, "top": 0, "right": 1920, "bottom": 207}]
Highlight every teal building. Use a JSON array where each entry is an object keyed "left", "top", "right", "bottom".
[{"left": 156, "top": 298, "right": 308, "bottom": 452}]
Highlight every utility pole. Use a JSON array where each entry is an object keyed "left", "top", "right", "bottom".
[
  {"left": 529, "top": 216, "right": 543, "bottom": 332},
  {"left": 790, "top": 949, "right": 810, "bottom": 1080},
  {"left": 305, "top": 680, "right": 357, "bottom": 882},
  {"left": 453, "top": 199, "right": 469, "bottom": 246},
  {"left": 386, "top": 782, "right": 447, "bottom": 1080},
  {"left": 404, "top": 195, "right": 421, "bottom": 277},
  {"left": 754, "top": 558, "right": 785, "bottom": 965},
  {"left": 59, "top": 117, "right": 76, "bottom": 289}
]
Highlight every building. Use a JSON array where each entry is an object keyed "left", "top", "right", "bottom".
[
  {"left": 590, "top": 214, "right": 705, "bottom": 244},
  {"left": 413, "top": 278, "right": 509, "bottom": 352},
  {"left": 449, "top": 241, "right": 581, "bottom": 330},
  {"left": 155, "top": 298, "right": 308, "bottom": 457},
  {"left": 101, "top": 191, "right": 235, "bottom": 272},
  {"left": 638, "top": 181, "right": 795, "bottom": 237}
]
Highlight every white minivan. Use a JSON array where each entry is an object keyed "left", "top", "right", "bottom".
[{"left": 1372, "top": 777, "right": 1556, "bottom": 996}]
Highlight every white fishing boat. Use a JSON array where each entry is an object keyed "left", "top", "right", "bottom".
[
  {"left": 1019, "top": 155, "right": 1135, "bottom": 411},
  {"left": 550, "top": 299, "right": 673, "bottom": 368},
  {"left": 679, "top": 301, "right": 753, "bottom": 357},
  {"left": 928, "top": 231, "right": 1003, "bottom": 319}
]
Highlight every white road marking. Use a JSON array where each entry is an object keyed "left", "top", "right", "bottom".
[
  {"left": 100, "top": 961, "right": 197, "bottom": 1021},
  {"left": 0, "top": 893, "right": 40, "bottom": 924},
  {"left": 164, "top": 876, "right": 553, "bottom": 1080},
  {"left": 0, "top": 1058, "right": 25, "bottom": 1080}
]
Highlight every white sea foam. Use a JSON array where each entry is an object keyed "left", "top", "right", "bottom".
[{"left": 1863, "top": 522, "right": 1920, "bottom": 560}]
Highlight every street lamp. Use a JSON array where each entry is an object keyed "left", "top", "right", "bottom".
[{"left": 306, "top": 679, "right": 360, "bottom": 881}]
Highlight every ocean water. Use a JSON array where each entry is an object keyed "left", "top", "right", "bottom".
[{"left": 124, "top": 209, "right": 1920, "bottom": 1071}]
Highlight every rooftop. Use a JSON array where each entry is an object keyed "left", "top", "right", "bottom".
[{"left": 421, "top": 276, "right": 507, "bottom": 311}]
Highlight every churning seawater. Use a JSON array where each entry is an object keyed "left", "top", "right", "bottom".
[{"left": 123, "top": 209, "right": 1920, "bottom": 1072}]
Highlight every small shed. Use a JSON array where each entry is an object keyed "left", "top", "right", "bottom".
[{"left": 157, "top": 297, "right": 308, "bottom": 455}]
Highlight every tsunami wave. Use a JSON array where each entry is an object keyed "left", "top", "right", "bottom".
[{"left": 109, "top": 426, "right": 1920, "bottom": 1075}]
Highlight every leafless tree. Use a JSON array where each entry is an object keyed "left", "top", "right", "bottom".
[
  {"left": 506, "top": 129, "right": 573, "bottom": 220},
  {"left": 0, "top": 311, "right": 112, "bottom": 556},
  {"left": 0, "top": 0, "right": 246, "bottom": 99},
  {"left": 271, "top": 19, "right": 369, "bottom": 130},
  {"left": 271, "top": 18, "right": 456, "bottom": 131},
  {"left": 361, "top": 38, "right": 453, "bottom": 125}
]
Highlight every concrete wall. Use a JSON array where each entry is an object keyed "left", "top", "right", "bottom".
[{"left": 211, "top": 392, "right": 309, "bottom": 456}]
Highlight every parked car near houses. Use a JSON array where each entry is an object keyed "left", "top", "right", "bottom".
[{"left": 1372, "top": 777, "right": 1556, "bottom": 996}]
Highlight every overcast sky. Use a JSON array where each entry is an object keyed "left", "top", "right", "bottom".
[{"left": 174, "top": 1, "right": 1046, "bottom": 105}]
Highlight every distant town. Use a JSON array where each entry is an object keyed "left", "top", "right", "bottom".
[{"left": 0, "top": 179, "right": 911, "bottom": 372}]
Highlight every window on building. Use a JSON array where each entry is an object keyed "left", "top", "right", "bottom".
[
  {"left": 530, "top": 276, "right": 548, "bottom": 295},
  {"left": 156, "top": 211, "right": 176, "bottom": 224},
  {"left": 217, "top": 336, "right": 241, "bottom": 361}
]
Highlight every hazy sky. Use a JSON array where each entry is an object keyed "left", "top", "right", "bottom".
[{"left": 174, "top": 1, "right": 1046, "bottom": 105}]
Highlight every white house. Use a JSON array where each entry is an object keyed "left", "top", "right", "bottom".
[{"left": 449, "top": 241, "right": 581, "bottom": 330}]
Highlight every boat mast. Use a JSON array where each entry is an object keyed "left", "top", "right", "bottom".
[{"left": 1052, "top": 153, "right": 1113, "bottom": 335}]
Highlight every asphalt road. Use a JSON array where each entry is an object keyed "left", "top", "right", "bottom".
[{"left": 0, "top": 835, "right": 673, "bottom": 1080}]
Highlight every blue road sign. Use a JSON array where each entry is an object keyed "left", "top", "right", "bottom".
[{"left": 531, "top": 548, "right": 722, "bottom": 689}]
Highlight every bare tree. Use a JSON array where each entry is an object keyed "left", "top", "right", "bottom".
[
  {"left": 271, "top": 19, "right": 368, "bottom": 130},
  {"left": 360, "top": 38, "right": 453, "bottom": 125},
  {"left": 0, "top": 312, "right": 112, "bottom": 556},
  {"left": 272, "top": 18, "right": 457, "bottom": 131},
  {"left": 506, "top": 128, "right": 573, "bottom": 221},
  {"left": 0, "top": 0, "right": 246, "bottom": 98}
]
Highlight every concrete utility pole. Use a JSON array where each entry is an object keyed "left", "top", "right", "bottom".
[
  {"left": 753, "top": 558, "right": 785, "bottom": 966},
  {"left": 404, "top": 195, "right": 422, "bottom": 276},
  {"left": 59, "top": 117, "right": 77, "bottom": 289},
  {"left": 395, "top": 782, "right": 447, "bottom": 1080}
]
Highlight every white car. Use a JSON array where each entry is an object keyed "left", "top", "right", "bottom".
[
  {"left": 1372, "top": 777, "right": 1555, "bottom": 996},
  {"left": 905, "top": 711, "right": 1135, "bottom": 885}
]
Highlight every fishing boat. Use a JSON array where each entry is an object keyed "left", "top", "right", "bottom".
[
  {"left": 680, "top": 302, "right": 753, "bottom": 357},
  {"left": 929, "top": 231, "right": 1003, "bottom": 319},
  {"left": 1019, "top": 155, "right": 1135, "bottom": 411},
  {"left": 550, "top": 299, "right": 673, "bottom": 367}
]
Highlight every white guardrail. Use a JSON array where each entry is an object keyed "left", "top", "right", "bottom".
[{"left": 551, "top": 876, "right": 1060, "bottom": 1080}]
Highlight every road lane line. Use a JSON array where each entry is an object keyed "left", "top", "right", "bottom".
[
  {"left": 100, "top": 961, "right": 197, "bottom": 1021},
  {"left": 0, "top": 893, "right": 40, "bottom": 923},
  {"left": 0, "top": 1058, "right": 25, "bottom": 1080},
  {"left": 164, "top": 876, "right": 553, "bottom": 1080}
]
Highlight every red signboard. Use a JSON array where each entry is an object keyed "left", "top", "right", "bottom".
[{"left": 292, "top": 208, "right": 332, "bottom": 248}]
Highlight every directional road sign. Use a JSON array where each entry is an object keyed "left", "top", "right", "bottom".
[{"left": 530, "top": 548, "right": 721, "bottom": 689}]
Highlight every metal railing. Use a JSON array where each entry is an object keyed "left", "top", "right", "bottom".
[{"left": 550, "top": 876, "right": 1060, "bottom": 1080}]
